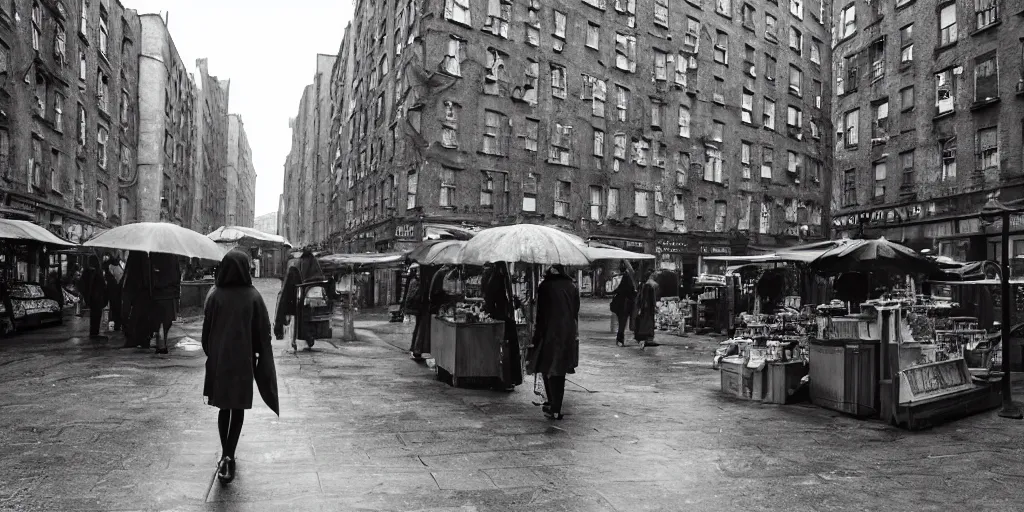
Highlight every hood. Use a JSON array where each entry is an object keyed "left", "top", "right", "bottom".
[{"left": 217, "top": 249, "right": 253, "bottom": 288}]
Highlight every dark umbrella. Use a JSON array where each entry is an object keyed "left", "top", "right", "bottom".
[{"left": 811, "top": 238, "right": 940, "bottom": 276}]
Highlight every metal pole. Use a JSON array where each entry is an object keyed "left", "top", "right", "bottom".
[{"left": 999, "top": 210, "right": 1023, "bottom": 418}]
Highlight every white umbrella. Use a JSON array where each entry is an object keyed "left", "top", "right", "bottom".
[
  {"left": 84, "top": 222, "right": 227, "bottom": 261},
  {"left": 207, "top": 225, "right": 292, "bottom": 248},
  {"left": 459, "top": 224, "right": 591, "bottom": 266}
]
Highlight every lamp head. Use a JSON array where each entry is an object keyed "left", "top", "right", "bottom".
[{"left": 980, "top": 198, "right": 1012, "bottom": 223}]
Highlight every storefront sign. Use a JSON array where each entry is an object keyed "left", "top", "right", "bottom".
[
  {"left": 699, "top": 246, "right": 731, "bottom": 255},
  {"left": 394, "top": 223, "right": 417, "bottom": 241},
  {"left": 695, "top": 273, "right": 726, "bottom": 287}
]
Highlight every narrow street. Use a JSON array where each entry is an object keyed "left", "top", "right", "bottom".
[{"left": 1, "top": 279, "right": 1023, "bottom": 511}]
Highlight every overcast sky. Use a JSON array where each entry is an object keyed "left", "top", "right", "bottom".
[{"left": 125, "top": 0, "right": 354, "bottom": 217}]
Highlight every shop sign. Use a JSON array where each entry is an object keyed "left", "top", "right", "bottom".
[
  {"left": 699, "top": 245, "right": 731, "bottom": 255},
  {"left": 394, "top": 223, "right": 418, "bottom": 241},
  {"left": 623, "top": 240, "right": 645, "bottom": 251},
  {"left": 656, "top": 239, "right": 692, "bottom": 255},
  {"left": 833, "top": 203, "right": 928, "bottom": 228}
]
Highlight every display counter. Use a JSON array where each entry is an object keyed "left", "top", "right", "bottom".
[
  {"left": 808, "top": 337, "right": 880, "bottom": 417},
  {"left": 430, "top": 316, "right": 505, "bottom": 387}
]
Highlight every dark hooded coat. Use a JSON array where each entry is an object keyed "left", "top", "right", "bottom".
[
  {"left": 526, "top": 272, "right": 580, "bottom": 376},
  {"left": 274, "top": 252, "right": 326, "bottom": 339},
  {"left": 202, "top": 250, "right": 278, "bottom": 414},
  {"left": 80, "top": 255, "right": 108, "bottom": 309},
  {"left": 483, "top": 263, "right": 522, "bottom": 387},
  {"left": 634, "top": 277, "right": 659, "bottom": 342}
]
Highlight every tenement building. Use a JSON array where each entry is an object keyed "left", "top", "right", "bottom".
[
  {"left": 227, "top": 113, "right": 256, "bottom": 228},
  {"left": 831, "top": 0, "right": 1024, "bottom": 260},
  {"left": 0, "top": 0, "right": 140, "bottom": 243},
  {"left": 192, "top": 57, "right": 229, "bottom": 233},
  {"left": 137, "top": 13, "right": 197, "bottom": 226},
  {"left": 317, "top": 0, "right": 832, "bottom": 283}
]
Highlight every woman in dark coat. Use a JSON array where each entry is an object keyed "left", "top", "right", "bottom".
[
  {"left": 104, "top": 258, "right": 122, "bottom": 332},
  {"left": 81, "top": 255, "right": 108, "bottom": 338},
  {"left": 121, "top": 251, "right": 152, "bottom": 349},
  {"left": 149, "top": 252, "right": 181, "bottom": 354},
  {"left": 410, "top": 264, "right": 443, "bottom": 361},
  {"left": 634, "top": 270, "right": 659, "bottom": 348},
  {"left": 526, "top": 265, "right": 580, "bottom": 420},
  {"left": 274, "top": 251, "right": 326, "bottom": 349},
  {"left": 403, "top": 269, "right": 424, "bottom": 361},
  {"left": 610, "top": 262, "right": 637, "bottom": 347},
  {"left": 202, "top": 249, "right": 278, "bottom": 484},
  {"left": 483, "top": 262, "right": 522, "bottom": 389}
]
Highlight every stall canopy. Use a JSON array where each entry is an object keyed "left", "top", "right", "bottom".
[
  {"left": 459, "top": 224, "right": 591, "bottom": 266},
  {"left": 0, "top": 219, "right": 76, "bottom": 246},
  {"left": 318, "top": 252, "right": 406, "bottom": 271},
  {"left": 423, "top": 224, "right": 480, "bottom": 241},
  {"left": 406, "top": 240, "right": 466, "bottom": 265},
  {"left": 208, "top": 226, "right": 292, "bottom": 248},
  {"left": 811, "top": 238, "right": 940, "bottom": 275},
  {"left": 584, "top": 242, "right": 655, "bottom": 261}
]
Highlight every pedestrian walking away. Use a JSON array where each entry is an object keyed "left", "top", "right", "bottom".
[
  {"left": 634, "top": 269, "right": 659, "bottom": 349},
  {"left": 149, "top": 253, "right": 181, "bottom": 355},
  {"left": 80, "top": 255, "right": 108, "bottom": 338},
  {"left": 482, "top": 262, "right": 523, "bottom": 389},
  {"left": 202, "top": 249, "right": 278, "bottom": 485},
  {"left": 526, "top": 265, "right": 580, "bottom": 420},
  {"left": 610, "top": 261, "right": 637, "bottom": 347},
  {"left": 121, "top": 251, "right": 152, "bottom": 349},
  {"left": 104, "top": 257, "right": 123, "bottom": 332}
]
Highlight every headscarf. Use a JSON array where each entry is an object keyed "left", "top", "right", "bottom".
[{"left": 216, "top": 250, "right": 253, "bottom": 288}]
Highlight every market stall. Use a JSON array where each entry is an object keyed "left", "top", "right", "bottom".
[
  {"left": 0, "top": 220, "right": 80, "bottom": 333},
  {"left": 317, "top": 251, "right": 406, "bottom": 343},
  {"left": 208, "top": 225, "right": 292, "bottom": 279}
]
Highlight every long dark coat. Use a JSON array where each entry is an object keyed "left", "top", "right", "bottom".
[
  {"left": 80, "top": 256, "right": 108, "bottom": 310},
  {"left": 121, "top": 252, "right": 151, "bottom": 345},
  {"left": 483, "top": 264, "right": 522, "bottom": 387},
  {"left": 202, "top": 250, "right": 278, "bottom": 414},
  {"left": 274, "top": 253, "right": 326, "bottom": 339},
  {"left": 149, "top": 252, "right": 180, "bottom": 330},
  {"left": 526, "top": 273, "right": 580, "bottom": 377},
  {"left": 610, "top": 271, "right": 637, "bottom": 320},
  {"left": 634, "top": 278, "right": 659, "bottom": 342},
  {"left": 410, "top": 265, "right": 444, "bottom": 355}
]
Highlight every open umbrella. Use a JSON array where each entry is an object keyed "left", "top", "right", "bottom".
[
  {"left": 208, "top": 225, "right": 292, "bottom": 248},
  {"left": 406, "top": 240, "right": 466, "bottom": 265},
  {"left": 458, "top": 224, "right": 590, "bottom": 266},
  {"left": 83, "top": 222, "right": 227, "bottom": 261},
  {"left": 810, "top": 238, "right": 940, "bottom": 276}
]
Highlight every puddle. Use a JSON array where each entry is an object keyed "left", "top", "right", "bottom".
[{"left": 175, "top": 336, "right": 203, "bottom": 352}]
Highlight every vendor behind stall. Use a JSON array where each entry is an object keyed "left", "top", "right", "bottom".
[
  {"left": 409, "top": 265, "right": 450, "bottom": 362},
  {"left": 482, "top": 262, "right": 522, "bottom": 389}
]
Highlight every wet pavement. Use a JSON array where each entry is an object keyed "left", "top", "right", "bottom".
[{"left": 1, "top": 279, "right": 1024, "bottom": 511}]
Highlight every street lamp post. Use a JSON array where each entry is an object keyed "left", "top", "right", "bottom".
[{"left": 980, "top": 198, "right": 1024, "bottom": 419}]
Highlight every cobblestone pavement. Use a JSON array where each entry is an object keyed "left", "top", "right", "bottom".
[{"left": 1, "top": 279, "right": 1024, "bottom": 511}]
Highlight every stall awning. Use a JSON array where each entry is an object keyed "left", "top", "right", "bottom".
[
  {"left": 423, "top": 224, "right": 480, "bottom": 241},
  {"left": 208, "top": 225, "right": 292, "bottom": 248},
  {"left": 0, "top": 219, "right": 77, "bottom": 246},
  {"left": 704, "top": 239, "right": 859, "bottom": 265},
  {"left": 585, "top": 242, "right": 655, "bottom": 261},
  {"left": 319, "top": 252, "right": 406, "bottom": 267}
]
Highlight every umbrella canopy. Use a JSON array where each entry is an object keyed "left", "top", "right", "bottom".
[
  {"left": 406, "top": 240, "right": 466, "bottom": 265},
  {"left": 0, "top": 219, "right": 76, "bottom": 246},
  {"left": 459, "top": 224, "right": 591, "bottom": 266},
  {"left": 83, "top": 222, "right": 227, "bottom": 261},
  {"left": 810, "top": 238, "right": 939, "bottom": 275},
  {"left": 208, "top": 225, "right": 292, "bottom": 248}
]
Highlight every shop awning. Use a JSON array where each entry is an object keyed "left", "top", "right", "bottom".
[
  {"left": 0, "top": 219, "right": 77, "bottom": 246},
  {"left": 584, "top": 243, "right": 655, "bottom": 261},
  {"left": 704, "top": 239, "right": 860, "bottom": 264},
  {"left": 423, "top": 224, "right": 480, "bottom": 241},
  {"left": 318, "top": 252, "right": 406, "bottom": 267}
]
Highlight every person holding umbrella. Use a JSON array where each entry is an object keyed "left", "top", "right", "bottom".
[
  {"left": 202, "top": 249, "right": 278, "bottom": 484},
  {"left": 527, "top": 264, "right": 580, "bottom": 420},
  {"left": 80, "top": 255, "right": 108, "bottom": 338}
]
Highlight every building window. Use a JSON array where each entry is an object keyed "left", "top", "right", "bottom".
[
  {"left": 789, "top": 66, "right": 803, "bottom": 96},
  {"left": 673, "top": 194, "right": 686, "bottom": 221},
  {"left": 654, "top": 0, "right": 669, "bottom": 27},
  {"left": 901, "top": 150, "right": 915, "bottom": 189},
  {"left": 810, "top": 118, "right": 820, "bottom": 139},
  {"left": 843, "top": 169, "right": 856, "bottom": 205},
  {"left": 442, "top": 36, "right": 464, "bottom": 76},
  {"left": 586, "top": 22, "right": 600, "bottom": 49},
  {"left": 761, "top": 147, "right": 773, "bottom": 178},
  {"left": 810, "top": 39, "right": 822, "bottom": 64},
  {"left": 74, "top": 162, "right": 84, "bottom": 209},
  {"left": 713, "top": 201, "right": 727, "bottom": 232},
  {"left": 96, "top": 126, "right": 110, "bottom": 169},
  {"left": 634, "top": 189, "right": 649, "bottom": 217},
  {"left": 675, "top": 152, "right": 690, "bottom": 187},
  {"left": 524, "top": 118, "right": 538, "bottom": 152},
  {"left": 632, "top": 138, "right": 649, "bottom": 166},
  {"left": 975, "top": 0, "right": 997, "bottom": 30},
  {"left": 549, "top": 123, "right": 572, "bottom": 166},
  {"left": 97, "top": 72, "right": 109, "bottom": 113},
  {"left": 77, "top": 104, "right": 87, "bottom": 146},
  {"left": 900, "top": 86, "right": 915, "bottom": 111},
  {"left": 523, "top": 172, "right": 537, "bottom": 211},
  {"left": 439, "top": 168, "right": 456, "bottom": 207},
  {"left": 765, "top": 14, "right": 778, "bottom": 42},
  {"left": 654, "top": 50, "right": 668, "bottom": 81},
  {"left": 552, "top": 10, "right": 567, "bottom": 51},
  {"left": 712, "top": 76, "right": 725, "bottom": 104},
  {"left": 872, "top": 100, "right": 889, "bottom": 140},
  {"left": 554, "top": 180, "right": 571, "bottom": 217},
  {"left": 483, "top": 0, "right": 511, "bottom": 38},
  {"left": 869, "top": 39, "right": 885, "bottom": 80},
  {"left": 55, "top": 24, "right": 67, "bottom": 66},
  {"left": 615, "top": 33, "right": 637, "bottom": 72},
  {"left": 685, "top": 17, "right": 700, "bottom": 49},
  {"left": 900, "top": 24, "right": 913, "bottom": 64},
  {"left": 714, "top": 31, "right": 728, "bottom": 64},
  {"left": 550, "top": 64, "right": 566, "bottom": 98},
  {"left": 763, "top": 98, "right": 776, "bottom": 130},
  {"left": 593, "top": 129, "right": 604, "bottom": 157},
  {"left": 678, "top": 106, "right": 691, "bottom": 137},
  {"left": 976, "top": 126, "right": 999, "bottom": 171},
  {"left": 742, "top": 3, "right": 755, "bottom": 27},
  {"left": 741, "top": 142, "right": 752, "bottom": 179},
  {"left": 79, "top": 0, "right": 88, "bottom": 35},
  {"left": 607, "top": 187, "right": 619, "bottom": 217},
  {"left": 787, "top": 106, "right": 803, "bottom": 134},
  {"left": 941, "top": 138, "right": 957, "bottom": 180},
  {"left": 873, "top": 160, "right": 886, "bottom": 198},
  {"left": 99, "top": 9, "right": 109, "bottom": 57},
  {"left": 716, "top": 0, "right": 732, "bottom": 17},
  {"left": 813, "top": 80, "right": 823, "bottom": 108},
  {"left": 935, "top": 68, "right": 955, "bottom": 114},
  {"left": 844, "top": 109, "right": 860, "bottom": 147},
  {"left": 29, "top": 138, "right": 42, "bottom": 190},
  {"left": 974, "top": 52, "right": 998, "bottom": 102},
  {"left": 704, "top": 147, "right": 723, "bottom": 183},
  {"left": 406, "top": 170, "right": 418, "bottom": 209},
  {"left": 789, "top": 27, "right": 802, "bottom": 54},
  {"left": 589, "top": 185, "right": 603, "bottom": 221},
  {"left": 616, "top": 85, "right": 628, "bottom": 122},
  {"left": 441, "top": 101, "right": 459, "bottom": 148},
  {"left": 787, "top": 151, "right": 802, "bottom": 176},
  {"left": 613, "top": 133, "right": 627, "bottom": 172},
  {"left": 840, "top": 4, "right": 856, "bottom": 39},
  {"left": 651, "top": 100, "right": 666, "bottom": 129},
  {"left": 31, "top": 1, "right": 41, "bottom": 50},
  {"left": 96, "top": 182, "right": 108, "bottom": 215},
  {"left": 444, "top": 0, "right": 471, "bottom": 25},
  {"left": 764, "top": 54, "right": 776, "bottom": 82},
  {"left": 54, "top": 93, "right": 64, "bottom": 132},
  {"left": 711, "top": 121, "right": 725, "bottom": 142},
  {"left": 741, "top": 91, "right": 754, "bottom": 124},
  {"left": 939, "top": 3, "right": 957, "bottom": 47},
  {"left": 482, "top": 110, "right": 506, "bottom": 156}
]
